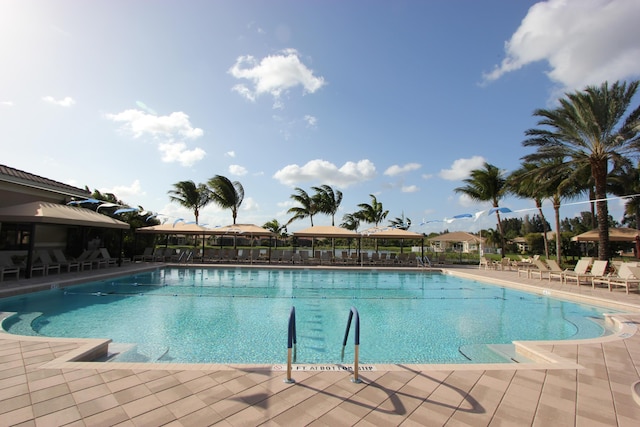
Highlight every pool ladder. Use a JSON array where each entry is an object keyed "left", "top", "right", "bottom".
[{"left": 284, "top": 306, "right": 362, "bottom": 384}]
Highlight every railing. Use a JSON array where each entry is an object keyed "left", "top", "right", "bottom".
[
  {"left": 417, "top": 256, "right": 431, "bottom": 268},
  {"left": 341, "top": 306, "right": 362, "bottom": 383},
  {"left": 284, "top": 306, "right": 297, "bottom": 384}
]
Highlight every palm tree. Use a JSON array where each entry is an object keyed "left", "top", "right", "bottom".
[
  {"left": 389, "top": 213, "right": 411, "bottom": 230},
  {"left": 507, "top": 162, "right": 553, "bottom": 259},
  {"left": 168, "top": 180, "right": 211, "bottom": 224},
  {"left": 208, "top": 175, "right": 244, "bottom": 224},
  {"left": 263, "top": 219, "right": 288, "bottom": 248},
  {"left": 355, "top": 194, "right": 389, "bottom": 227},
  {"left": 522, "top": 80, "right": 640, "bottom": 260},
  {"left": 355, "top": 194, "right": 389, "bottom": 251},
  {"left": 609, "top": 160, "right": 640, "bottom": 230},
  {"left": 286, "top": 187, "right": 319, "bottom": 226},
  {"left": 312, "top": 185, "right": 343, "bottom": 226},
  {"left": 340, "top": 213, "right": 360, "bottom": 231},
  {"left": 454, "top": 162, "right": 507, "bottom": 255}
]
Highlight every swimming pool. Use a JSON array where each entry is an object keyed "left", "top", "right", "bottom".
[{"left": 0, "top": 267, "right": 616, "bottom": 364}]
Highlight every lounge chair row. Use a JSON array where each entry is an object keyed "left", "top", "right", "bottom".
[
  {"left": 0, "top": 248, "right": 122, "bottom": 281},
  {"left": 134, "top": 247, "right": 423, "bottom": 267},
  {"left": 515, "top": 257, "right": 640, "bottom": 294}
]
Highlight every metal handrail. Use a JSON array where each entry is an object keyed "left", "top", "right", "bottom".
[
  {"left": 284, "top": 306, "right": 297, "bottom": 384},
  {"left": 341, "top": 306, "right": 362, "bottom": 383}
]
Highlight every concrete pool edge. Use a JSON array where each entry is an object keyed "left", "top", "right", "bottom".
[
  {"left": 2, "top": 310, "right": 637, "bottom": 374},
  {"left": 2, "top": 264, "right": 640, "bottom": 374}
]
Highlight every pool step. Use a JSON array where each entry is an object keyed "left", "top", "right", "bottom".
[{"left": 459, "top": 343, "right": 533, "bottom": 363}]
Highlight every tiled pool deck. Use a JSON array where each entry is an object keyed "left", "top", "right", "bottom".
[{"left": 1, "top": 263, "right": 640, "bottom": 426}]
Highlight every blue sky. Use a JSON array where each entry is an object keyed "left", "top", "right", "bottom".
[{"left": 2, "top": 0, "right": 640, "bottom": 233}]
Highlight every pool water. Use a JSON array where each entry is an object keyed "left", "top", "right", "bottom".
[{"left": 0, "top": 268, "right": 615, "bottom": 364}]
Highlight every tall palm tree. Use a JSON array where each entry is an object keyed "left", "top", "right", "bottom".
[
  {"left": 263, "top": 219, "right": 288, "bottom": 248},
  {"left": 340, "top": 213, "right": 360, "bottom": 231},
  {"left": 609, "top": 160, "right": 640, "bottom": 230},
  {"left": 454, "top": 162, "right": 507, "bottom": 255},
  {"left": 355, "top": 194, "right": 389, "bottom": 227},
  {"left": 389, "top": 213, "right": 411, "bottom": 230},
  {"left": 208, "top": 175, "right": 244, "bottom": 224},
  {"left": 312, "top": 185, "right": 343, "bottom": 226},
  {"left": 522, "top": 80, "right": 640, "bottom": 260},
  {"left": 168, "top": 180, "right": 211, "bottom": 224},
  {"left": 287, "top": 187, "right": 319, "bottom": 226},
  {"left": 355, "top": 194, "right": 389, "bottom": 251},
  {"left": 507, "top": 163, "right": 552, "bottom": 259}
]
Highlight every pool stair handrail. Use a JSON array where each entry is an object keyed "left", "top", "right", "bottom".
[
  {"left": 417, "top": 256, "right": 431, "bottom": 268},
  {"left": 285, "top": 306, "right": 297, "bottom": 384},
  {"left": 341, "top": 306, "right": 362, "bottom": 384}
]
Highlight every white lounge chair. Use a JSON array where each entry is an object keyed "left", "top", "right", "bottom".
[{"left": 0, "top": 253, "right": 20, "bottom": 281}]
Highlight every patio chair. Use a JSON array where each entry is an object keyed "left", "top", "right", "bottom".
[
  {"left": 592, "top": 263, "right": 640, "bottom": 294},
  {"left": 544, "top": 259, "right": 565, "bottom": 282},
  {"left": 527, "top": 259, "right": 552, "bottom": 280},
  {"left": 98, "top": 248, "right": 118, "bottom": 267},
  {"left": 552, "top": 258, "right": 591, "bottom": 284},
  {"left": 52, "top": 249, "right": 81, "bottom": 272},
  {"left": 35, "top": 250, "right": 61, "bottom": 275},
  {"left": 0, "top": 253, "right": 21, "bottom": 281},
  {"left": 564, "top": 259, "right": 606, "bottom": 286},
  {"left": 479, "top": 256, "right": 494, "bottom": 270}
]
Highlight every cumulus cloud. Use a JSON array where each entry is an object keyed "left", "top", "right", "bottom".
[
  {"left": 384, "top": 163, "right": 421, "bottom": 176},
  {"left": 158, "top": 142, "right": 206, "bottom": 167},
  {"left": 229, "top": 164, "right": 248, "bottom": 176},
  {"left": 401, "top": 185, "right": 419, "bottom": 193},
  {"left": 42, "top": 96, "right": 75, "bottom": 107},
  {"left": 482, "top": 0, "right": 640, "bottom": 91},
  {"left": 439, "top": 156, "right": 486, "bottom": 181},
  {"left": 273, "top": 159, "right": 376, "bottom": 187},
  {"left": 101, "top": 179, "right": 145, "bottom": 200},
  {"left": 304, "top": 115, "right": 317, "bottom": 127},
  {"left": 226, "top": 151, "right": 236, "bottom": 158},
  {"left": 229, "top": 48, "right": 326, "bottom": 105},
  {"left": 105, "top": 109, "right": 203, "bottom": 140},
  {"left": 106, "top": 109, "right": 207, "bottom": 166}
]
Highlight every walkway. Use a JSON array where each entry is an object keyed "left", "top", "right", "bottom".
[{"left": 1, "top": 263, "right": 640, "bottom": 426}]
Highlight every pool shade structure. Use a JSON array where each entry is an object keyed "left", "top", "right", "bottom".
[
  {"left": 571, "top": 228, "right": 640, "bottom": 242},
  {"left": 292, "top": 225, "right": 360, "bottom": 255},
  {"left": 209, "top": 224, "right": 275, "bottom": 256},
  {"left": 0, "top": 201, "right": 130, "bottom": 277},
  {"left": 292, "top": 225, "right": 359, "bottom": 239},
  {"left": 360, "top": 226, "right": 425, "bottom": 259},
  {"left": 136, "top": 222, "right": 216, "bottom": 260}
]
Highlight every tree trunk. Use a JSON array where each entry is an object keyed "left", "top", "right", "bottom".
[
  {"left": 593, "top": 160, "right": 610, "bottom": 261},
  {"left": 537, "top": 200, "right": 550, "bottom": 260},
  {"left": 553, "top": 195, "right": 562, "bottom": 263},
  {"left": 495, "top": 211, "right": 506, "bottom": 256}
]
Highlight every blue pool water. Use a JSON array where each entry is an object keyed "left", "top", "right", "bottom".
[{"left": 0, "top": 268, "right": 616, "bottom": 364}]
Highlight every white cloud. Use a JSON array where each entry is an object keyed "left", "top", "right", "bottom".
[
  {"left": 273, "top": 159, "right": 376, "bottom": 187},
  {"left": 229, "top": 49, "right": 326, "bottom": 105},
  {"left": 158, "top": 142, "right": 206, "bottom": 167},
  {"left": 422, "top": 173, "right": 433, "bottom": 180},
  {"left": 226, "top": 151, "right": 236, "bottom": 158},
  {"left": 482, "top": 0, "right": 640, "bottom": 91},
  {"left": 384, "top": 163, "right": 421, "bottom": 176},
  {"left": 106, "top": 109, "right": 207, "bottom": 167},
  {"left": 401, "top": 185, "right": 419, "bottom": 193},
  {"left": 105, "top": 109, "right": 203, "bottom": 139},
  {"left": 42, "top": 96, "right": 75, "bottom": 107},
  {"left": 439, "top": 156, "right": 486, "bottom": 181},
  {"left": 101, "top": 179, "right": 145, "bottom": 201},
  {"left": 1, "top": 101, "right": 14, "bottom": 107},
  {"left": 229, "top": 164, "right": 248, "bottom": 176},
  {"left": 304, "top": 115, "right": 317, "bottom": 127}
]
